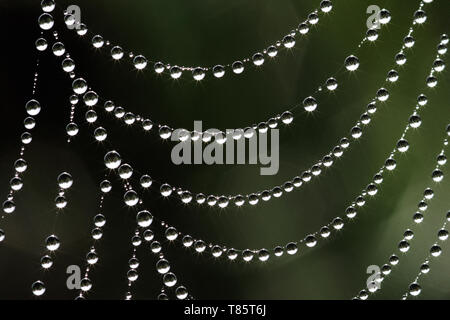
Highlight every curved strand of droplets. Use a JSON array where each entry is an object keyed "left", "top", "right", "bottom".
[
  {"left": 60, "top": 0, "right": 338, "bottom": 81},
  {"left": 1, "top": 39, "right": 45, "bottom": 238},
  {"left": 136, "top": 122, "right": 450, "bottom": 264},
  {"left": 352, "top": 127, "right": 449, "bottom": 299},
  {"left": 354, "top": 131, "right": 449, "bottom": 300},
  {"left": 104, "top": 48, "right": 448, "bottom": 263},
  {"left": 69, "top": 5, "right": 442, "bottom": 210},
  {"left": 402, "top": 208, "right": 450, "bottom": 300},
  {"left": 48, "top": 15, "right": 389, "bottom": 143}
]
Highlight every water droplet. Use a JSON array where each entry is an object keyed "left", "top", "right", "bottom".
[
  {"left": 124, "top": 190, "right": 139, "bottom": 206},
  {"left": 397, "top": 139, "right": 409, "bottom": 153},
  {"left": 38, "top": 13, "right": 54, "bottom": 30},
  {"left": 32, "top": 281, "right": 46, "bottom": 296},
  {"left": 94, "top": 127, "right": 107, "bottom": 141},
  {"left": 377, "top": 88, "right": 389, "bottom": 101},
  {"left": 409, "top": 115, "right": 422, "bottom": 128},
  {"left": 100, "top": 180, "right": 112, "bottom": 193},
  {"left": 94, "top": 214, "right": 106, "bottom": 227},
  {"left": 46, "top": 235, "right": 60, "bottom": 251},
  {"left": 232, "top": 61, "right": 244, "bottom": 74},
  {"left": 35, "top": 38, "right": 48, "bottom": 51},
  {"left": 87, "top": 251, "right": 98, "bottom": 265},
  {"left": 62, "top": 58, "right": 75, "bottom": 72},
  {"left": 40, "top": 255, "right": 53, "bottom": 269},
  {"left": 91, "top": 35, "right": 104, "bottom": 48},
  {"left": 57, "top": 172, "right": 73, "bottom": 189},
  {"left": 154, "top": 62, "right": 165, "bottom": 73},
  {"left": 14, "top": 158, "right": 27, "bottom": 173},
  {"left": 325, "top": 77, "right": 338, "bottom": 91},
  {"left": 286, "top": 242, "right": 298, "bottom": 255},
  {"left": 2, "top": 200, "right": 15, "bottom": 214},
  {"left": 395, "top": 53, "right": 407, "bottom": 65},
  {"left": 283, "top": 35, "right": 296, "bottom": 48},
  {"left": 25, "top": 99, "right": 41, "bottom": 116},
  {"left": 80, "top": 278, "right": 92, "bottom": 292},
  {"left": 212, "top": 65, "right": 225, "bottom": 78},
  {"left": 379, "top": 9, "right": 391, "bottom": 24},
  {"left": 66, "top": 122, "right": 79, "bottom": 137},
  {"left": 404, "top": 36, "right": 415, "bottom": 48},
  {"left": 305, "top": 235, "right": 317, "bottom": 247},
  {"left": 438, "top": 229, "right": 449, "bottom": 241},
  {"left": 427, "top": 76, "right": 438, "bottom": 88},
  {"left": 160, "top": 184, "right": 173, "bottom": 197},
  {"left": 409, "top": 283, "right": 421, "bottom": 296},
  {"left": 387, "top": 70, "right": 399, "bottom": 82},
  {"left": 76, "top": 24, "right": 88, "bottom": 36},
  {"left": 133, "top": 55, "right": 147, "bottom": 70},
  {"left": 163, "top": 273, "right": 177, "bottom": 287},
  {"left": 170, "top": 66, "right": 182, "bottom": 79},
  {"left": 52, "top": 42, "right": 65, "bottom": 56},
  {"left": 156, "top": 259, "right": 170, "bottom": 274},
  {"left": 308, "top": 13, "right": 319, "bottom": 25},
  {"left": 136, "top": 210, "right": 152, "bottom": 228},
  {"left": 118, "top": 164, "right": 133, "bottom": 179},
  {"left": 320, "top": 0, "right": 333, "bottom": 13},
  {"left": 366, "top": 28, "right": 379, "bottom": 42},
  {"left": 430, "top": 245, "right": 442, "bottom": 257},
  {"left": 267, "top": 46, "right": 278, "bottom": 58},
  {"left": 165, "top": 227, "right": 178, "bottom": 241},
  {"left": 252, "top": 53, "right": 264, "bottom": 66},
  {"left": 398, "top": 240, "right": 410, "bottom": 253},
  {"left": 192, "top": 68, "right": 205, "bottom": 81},
  {"left": 432, "top": 169, "right": 444, "bottom": 182},
  {"left": 303, "top": 96, "right": 318, "bottom": 112},
  {"left": 176, "top": 286, "right": 188, "bottom": 300},
  {"left": 72, "top": 78, "right": 88, "bottom": 95},
  {"left": 413, "top": 10, "right": 427, "bottom": 24},
  {"left": 111, "top": 46, "right": 124, "bottom": 60},
  {"left": 345, "top": 55, "right": 360, "bottom": 71}
]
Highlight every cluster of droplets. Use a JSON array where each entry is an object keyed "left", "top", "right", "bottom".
[
  {"left": 12, "top": 0, "right": 449, "bottom": 300},
  {"left": 116, "top": 177, "right": 191, "bottom": 300},
  {"left": 403, "top": 209, "right": 450, "bottom": 299},
  {"left": 41, "top": 0, "right": 394, "bottom": 147},
  {"left": 356, "top": 126, "right": 449, "bottom": 300},
  {"left": 144, "top": 43, "right": 447, "bottom": 263},
  {"left": 65, "top": 1, "right": 335, "bottom": 81},
  {"left": 132, "top": 5, "right": 441, "bottom": 209},
  {"left": 32, "top": 172, "right": 74, "bottom": 297}
]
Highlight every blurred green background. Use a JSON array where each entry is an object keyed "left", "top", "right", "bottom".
[{"left": 0, "top": 0, "right": 449, "bottom": 299}]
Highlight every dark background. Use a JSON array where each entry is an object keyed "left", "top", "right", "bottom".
[{"left": 0, "top": 0, "right": 449, "bottom": 300}]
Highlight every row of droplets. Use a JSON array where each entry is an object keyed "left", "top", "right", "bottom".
[
  {"left": 94, "top": 32, "right": 447, "bottom": 210},
  {"left": 403, "top": 209, "right": 450, "bottom": 299},
  {"left": 103, "top": 43, "right": 448, "bottom": 263},
  {"left": 36, "top": 9, "right": 391, "bottom": 141},
  {"left": 355, "top": 141, "right": 448, "bottom": 300},
  {"left": 32, "top": 172, "right": 74, "bottom": 297},
  {"left": 58, "top": 0, "right": 336, "bottom": 81},
  {"left": 0, "top": 27, "right": 45, "bottom": 241}
]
